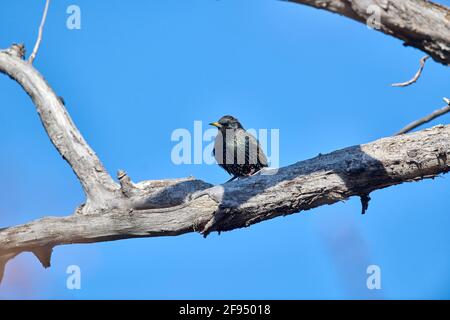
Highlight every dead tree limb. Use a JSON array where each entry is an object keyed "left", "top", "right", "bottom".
[
  {"left": 287, "top": 0, "right": 450, "bottom": 65},
  {"left": 391, "top": 56, "right": 429, "bottom": 87},
  {"left": 0, "top": 121, "right": 449, "bottom": 282},
  {"left": 0, "top": 44, "right": 119, "bottom": 212},
  {"left": 1, "top": 42, "right": 450, "bottom": 283}
]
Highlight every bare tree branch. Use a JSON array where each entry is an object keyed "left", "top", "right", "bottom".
[
  {"left": 29, "top": 0, "right": 51, "bottom": 64},
  {"left": 1, "top": 0, "right": 450, "bottom": 282},
  {"left": 397, "top": 98, "right": 450, "bottom": 135},
  {"left": 0, "top": 45, "right": 119, "bottom": 211},
  {"left": 0, "top": 123, "right": 449, "bottom": 282},
  {"left": 391, "top": 56, "right": 429, "bottom": 87},
  {"left": 287, "top": 0, "right": 450, "bottom": 65}
]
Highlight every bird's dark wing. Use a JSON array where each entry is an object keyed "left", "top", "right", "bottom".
[
  {"left": 243, "top": 131, "right": 268, "bottom": 168},
  {"left": 213, "top": 134, "right": 235, "bottom": 176}
]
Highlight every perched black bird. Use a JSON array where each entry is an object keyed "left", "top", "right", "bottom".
[{"left": 210, "top": 115, "right": 268, "bottom": 181}]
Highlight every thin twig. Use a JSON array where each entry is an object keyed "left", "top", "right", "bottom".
[
  {"left": 28, "top": 0, "right": 51, "bottom": 64},
  {"left": 396, "top": 97, "right": 450, "bottom": 135},
  {"left": 391, "top": 56, "right": 429, "bottom": 87}
]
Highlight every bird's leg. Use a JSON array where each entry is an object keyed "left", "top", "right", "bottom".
[{"left": 226, "top": 176, "right": 238, "bottom": 183}]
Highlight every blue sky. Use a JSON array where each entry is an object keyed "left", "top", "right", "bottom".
[{"left": 1, "top": 0, "right": 450, "bottom": 299}]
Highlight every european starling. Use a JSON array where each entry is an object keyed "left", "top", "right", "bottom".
[{"left": 210, "top": 115, "right": 268, "bottom": 181}]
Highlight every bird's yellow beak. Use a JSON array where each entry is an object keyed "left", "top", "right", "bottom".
[{"left": 209, "top": 122, "right": 221, "bottom": 128}]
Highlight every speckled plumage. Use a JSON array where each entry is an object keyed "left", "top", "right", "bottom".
[{"left": 210, "top": 115, "right": 268, "bottom": 179}]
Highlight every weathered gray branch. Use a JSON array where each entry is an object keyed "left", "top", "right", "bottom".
[
  {"left": 287, "top": 0, "right": 450, "bottom": 65},
  {"left": 1, "top": 35, "right": 450, "bottom": 283},
  {"left": 1, "top": 123, "right": 449, "bottom": 282},
  {"left": 0, "top": 44, "right": 119, "bottom": 211},
  {"left": 391, "top": 55, "right": 429, "bottom": 87}
]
